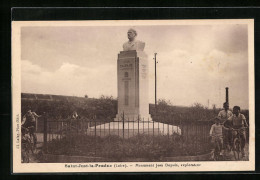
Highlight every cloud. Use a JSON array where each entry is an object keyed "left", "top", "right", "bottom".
[
  {"left": 148, "top": 45, "right": 248, "bottom": 108},
  {"left": 21, "top": 60, "right": 42, "bottom": 75},
  {"left": 21, "top": 24, "right": 249, "bottom": 109},
  {"left": 21, "top": 26, "right": 126, "bottom": 71},
  {"left": 212, "top": 25, "right": 248, "bottom": 53},
  {"left": 21, "top": 60, "right": 117, "bottom": 98}
]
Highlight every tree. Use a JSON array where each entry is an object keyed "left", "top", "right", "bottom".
[{"left": 212, "top": 104, "right": 217, "bottom": 113}]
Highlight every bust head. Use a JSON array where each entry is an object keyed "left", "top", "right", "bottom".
[
  {"left": 123, "top": 28, "right": 145, "bottom": 51},
  {"left": 127, "top": 28, "right": 137, "bottom": 41}
]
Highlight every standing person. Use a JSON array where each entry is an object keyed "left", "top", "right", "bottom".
[
  {"left": 218, "top": 102, "right": 233, "bottom": 122},
  {"left": 209, "top": 117, "right": 228, "bottom": 156},
  {"left": 22, "top": 110, "right": 41, "bottom": 147},
  {"left": 228, "top": 106, "right": 248, "bottom": 157},
  {"left": 218, "top": 102, "right": 233, "bottom": 150}
]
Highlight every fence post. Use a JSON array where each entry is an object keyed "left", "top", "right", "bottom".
[
  {"left": 123, "top": 112, "right": 125, "bottom": 139},
  {"left": 118, "top": 115, "right": 120, "bottom": 136},
  {"left": 153, "top": 119, "right": 154, "bottom": 137},
  {"left": 138, "top": 115, "right": 140, "bottom": 135},
  {"left": 148, "top": 119, "right": 149, "bottom": 135},
  {"left": 43, "top": 113, "right": 47, "bottom": 152},
  {"left": 56, "top": 122, "right": 58, "bottom": 140},
  {"left": 36, "top": 115, "right": 38, "bottom": 132},
  {"left": 94, "top": 115, "right": 96, "bottom": 156},
  {"left": 158, "top": 121, "right": 159, "bottom": 136},
  {"left": 167, "top": 123, "right": 169, "bottom": 139},
  {"left": 69, "top": 119, "right": 72, "bottom": 154},
  {"left": 133, "top": 117, "right": 134, "bottom": 136},
  {"left": 109, "top": 119, "right": 110, "bottom": 136},
  {"left": 152, "top": 120, "right": 154, "bottom": 146},
  {"left": 143, "top": 118, "right": 144, "bottom": 134},
  {"left": 100, "top": 120, "right": 101, "bottom": 136},
  {"left": 122, "top": 112, "right": 125, "bottom": 157},
  {"left": 163, "top": 123, "right": 164, "bottom": 135},
  {"left": 181, "top": 120, "right": 183, "bottom": 150},
  {"left": 128, "top": 118, "right": 129, "bottom": 139},
  {"left": 195, "top": 122, "right": 198, "bottom": 156}
]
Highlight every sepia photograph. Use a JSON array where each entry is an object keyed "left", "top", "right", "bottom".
[{"left": 12, "top": 20, "right": 255, "bottom": 173}]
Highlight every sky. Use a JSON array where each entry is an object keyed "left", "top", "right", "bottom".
[{"left": 21, "top": 23, "right": 249, "bottom": 109}]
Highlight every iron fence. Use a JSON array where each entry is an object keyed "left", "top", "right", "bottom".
[{"left": 40, "top": 114, "right": 214, "bottom": 160}]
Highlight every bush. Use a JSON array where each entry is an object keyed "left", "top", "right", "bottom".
[
  {"left": 150, "top": 101, "right": 218, "bottom": 124},
  {"left": 22, "top": 95, "right": 117, "bottom": 121},
  {"left": 46, "top": 134, "right": 211, "bottom": 161}
]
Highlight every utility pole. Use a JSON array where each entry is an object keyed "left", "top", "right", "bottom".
[{"left": 154, "top": 53, "right": 157, "bottom": 116}]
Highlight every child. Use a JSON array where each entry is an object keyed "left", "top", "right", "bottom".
[
  {"left": 210, "top": 117, "right": 228, "bottom": 155},
  {"left": 228, "top": 106, "right": 248, "bottom": 157}
]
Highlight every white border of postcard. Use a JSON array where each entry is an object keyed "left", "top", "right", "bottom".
[{"left": 12, "top": 19, "right": 255, "bottom": 173}]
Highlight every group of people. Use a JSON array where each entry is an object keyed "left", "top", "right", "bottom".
[{"left": 209, "top": 102, "right": 248, "bottom": 157}]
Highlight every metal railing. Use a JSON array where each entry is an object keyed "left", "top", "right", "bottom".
[{"left": 41, "top": 114, "right": 213, "bottom": 160}]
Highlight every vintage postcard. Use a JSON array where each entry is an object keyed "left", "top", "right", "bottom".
[{"left": 12, "top": 19, "right": 255, "bottom": 173}]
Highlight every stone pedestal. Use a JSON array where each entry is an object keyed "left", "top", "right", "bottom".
[
  {"left": 88, "top": 122, "right": 181, "bottom": 138},
  {"left": 114, "top": 50, "right": 152, "bottom": 121}
]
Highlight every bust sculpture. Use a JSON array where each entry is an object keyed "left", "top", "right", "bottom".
[{"left": 123, "top": 28, "right": 145, "bottom": 51}]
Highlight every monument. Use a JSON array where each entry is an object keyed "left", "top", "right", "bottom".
[
  {"left": 114, "top": 28, "right": 151, "bottom": 121},
  {"left": 89, "top": 29, "right": 181, "bottom": 137}
]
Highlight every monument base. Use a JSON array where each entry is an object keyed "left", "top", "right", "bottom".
[
  {"left": 116, "top": 50, "right": 151, "bottom": 123},
  {"left": 114, "top": 113, "right": 152, "bottom": 122},
  {"left": 88, "top": 121, "right": 181, "bottom": 138}
]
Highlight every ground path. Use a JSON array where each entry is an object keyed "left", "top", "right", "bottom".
[
  {"left": 27, "top": 143, "right": 249, "bottom": 163},
  {"left": 222, "top": 143, "right": 249, "bottom": 161},
  {"left": 27, "top": 133, "right": 250, "bottom": 162}
]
